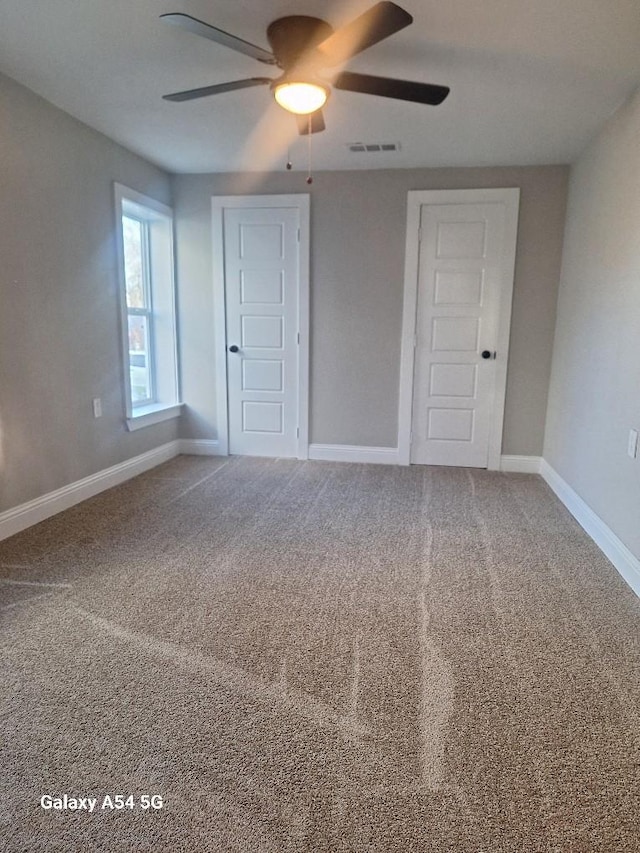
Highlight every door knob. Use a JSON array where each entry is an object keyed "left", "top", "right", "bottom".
[
  {"left": 228, "top": 344, "right": 239, "bottom": 353},
  {"left": 481, "top": 350, "right": 496, "bottom": 359}
]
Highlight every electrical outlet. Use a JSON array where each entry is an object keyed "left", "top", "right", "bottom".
[
  {"left": 628, "top": 429, "right": 638, "bottom": 459},
  {"left": 92, "top": 397, "right": 102, "bottom": 419}
]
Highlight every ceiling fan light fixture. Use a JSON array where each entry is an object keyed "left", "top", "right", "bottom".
[
  {"left": 273, "top": 80, "right": 329, "bottom": 115},
  {"left": 162, "top": 4, "right": 450, "bottom": 136}
]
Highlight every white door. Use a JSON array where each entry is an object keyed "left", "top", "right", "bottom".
[
  {"left": 223, "top": 205, "right": 301, "bottom": 457},
  {"left": 409, "top": 195, "right": 518, "bottom": 467}
]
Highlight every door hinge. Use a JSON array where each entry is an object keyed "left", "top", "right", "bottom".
[
  {"left": 297, "top": 227, "right": 300, "bottom": 242},
  {"left": 296, "top": 427, "right": 300, "bottom": 438},
  {"left": 297, "top": 331, "right": 300, "bottom": 344}
]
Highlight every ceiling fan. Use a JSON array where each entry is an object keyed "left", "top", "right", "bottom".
[{"left": 161, "top": 1, "right": 450, "bottom": 135}]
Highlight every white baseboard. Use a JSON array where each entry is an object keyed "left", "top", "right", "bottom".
[
  {"left": 0, "top": 441, "right": 181, "bottom": 543},
  {"left": 540, "top": 459, "right": 640, "bottom": 599},
  {"left": 307, "top": 448, "right": 542, "bottom": 470},
  {"left": 308, "top": 444, "right": 400, "bottom": 465},
  {"left": 178, "top": 439, "right": 223, "bottom": 456},
  {"left": 500, "top": 455, "right": 542, "bottom": 473}
]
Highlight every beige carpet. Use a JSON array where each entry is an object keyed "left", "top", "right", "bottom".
[{"left": 1, "top": 456, "right": 639, "bottom": 852}]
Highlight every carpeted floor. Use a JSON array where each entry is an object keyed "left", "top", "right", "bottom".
[{"left": 1, "top": 455, "right": 639, "bottom": 852}]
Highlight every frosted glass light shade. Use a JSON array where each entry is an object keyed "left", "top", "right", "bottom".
[{"left": 273, "top": 81, "right": 328, "bottom": 115}]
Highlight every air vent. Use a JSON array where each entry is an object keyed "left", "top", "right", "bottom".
[{"left": 348, "top": 142, "right": 400, "bottom": 153}]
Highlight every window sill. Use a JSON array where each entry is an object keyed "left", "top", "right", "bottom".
[{"left": 126, "top": 403, "right": 184, "bottom": 432}]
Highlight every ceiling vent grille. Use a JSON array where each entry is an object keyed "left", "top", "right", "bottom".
[{"left": 348, "top": 142, "right": 400, "bottom": 153}]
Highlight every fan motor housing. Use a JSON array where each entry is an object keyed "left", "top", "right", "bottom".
[{"left": 266, "top": 16, "right": 333, "bottom": 69}]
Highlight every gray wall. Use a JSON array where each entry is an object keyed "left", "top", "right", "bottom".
[
  {"left": 0, "top": 73, "right": 175, "bottom": 512},
  {"left": 174, "top": 165, "right": 568, "bottom": 453},
  {"left": 544, "top": 87, "right": 640, "bottom": 560}
]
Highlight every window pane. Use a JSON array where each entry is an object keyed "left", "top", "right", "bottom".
[
  {"left": 128, "top": 314, "right": 152, "bottom": 403},
  {"left": 122, "top": 215, "right": 146, "bottom": 309}
]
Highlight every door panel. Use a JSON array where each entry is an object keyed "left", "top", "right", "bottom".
[
  {"left": 224, "top": 206, "right": 299, "bottom": 457},
  {"left": 434, "top": 270, "right": 483, "bottom": 304},
  {"left": 411, "top": 202, "right": 507, "bottom": 467},
  {"left": 241, "top": 315, "right": 283, "bottom": 348},
  {"left": 242, "top": 360, "right": 283, "bottom": 392},
  {"left": 432, "top": 316, "right": 480, "bottom": 351},
  {"left": 428, "top": 407, "right": 474, "bottom": 441},
  {"left": 240, "top": 270, "right": 283, "bottom": 304},
  {"left": 242, "top": 401, "right": 283, "bottom": 432},
  {"left": 429, "top": 363, "right": 477, "bottom": 397},
  {"left": 436, "top": 219, "right": 487, "bottom": 258}
]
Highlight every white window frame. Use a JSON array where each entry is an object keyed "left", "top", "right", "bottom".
[
  {"left": 114, "top": 184, "right": 182, "bottom": 431},
  {"left": 122, "top": 212, "right": 155, "bottom": 406}
]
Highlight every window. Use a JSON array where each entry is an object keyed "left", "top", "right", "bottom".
[
  {"left": 114, "top": 184, "right": 181, "bottom": 431},
  {"left": 122, "top": 214, "right": 154, "bottom": 405}
]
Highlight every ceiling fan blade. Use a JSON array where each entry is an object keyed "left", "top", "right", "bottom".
[
  {"left": 333, "top": 71, "right": 449, "bottom": 105},
  {"left": 316, "top": 2, "right": 412, "bottom": 67},
  {"left": 163, "top": 78, "right": 272, "bottom": 103},
  {"left": 161, "top": 13, "right": 276, "bottom": 65},
  {"left": 296, "top": 110, "right": 326, "bottom": 135}
]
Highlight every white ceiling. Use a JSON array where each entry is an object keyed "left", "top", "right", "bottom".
[{"left": 1, "top": 0, "right": 639, "bottom": 174}]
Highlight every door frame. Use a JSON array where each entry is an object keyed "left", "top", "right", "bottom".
[
  {"left": 211, "top": 194, "right": 310, "bottom": 458},
  {"left": 397, "top": 188, "right": 520, "bottom": 469}
]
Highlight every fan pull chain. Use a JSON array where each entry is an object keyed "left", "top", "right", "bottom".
[
  {"left": 286, "top": 146, "right": 292, "bottom": 171},
  {"left": 306, "top": 114, "right": 313, "bottom": 184}
]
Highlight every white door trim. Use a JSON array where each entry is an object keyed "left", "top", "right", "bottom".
[
  {"left": 398, "top": 188, "right": 520, "bottom": 469},
  {"left": 211, "top": 194, "right": 310, "bottom": 459}
]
